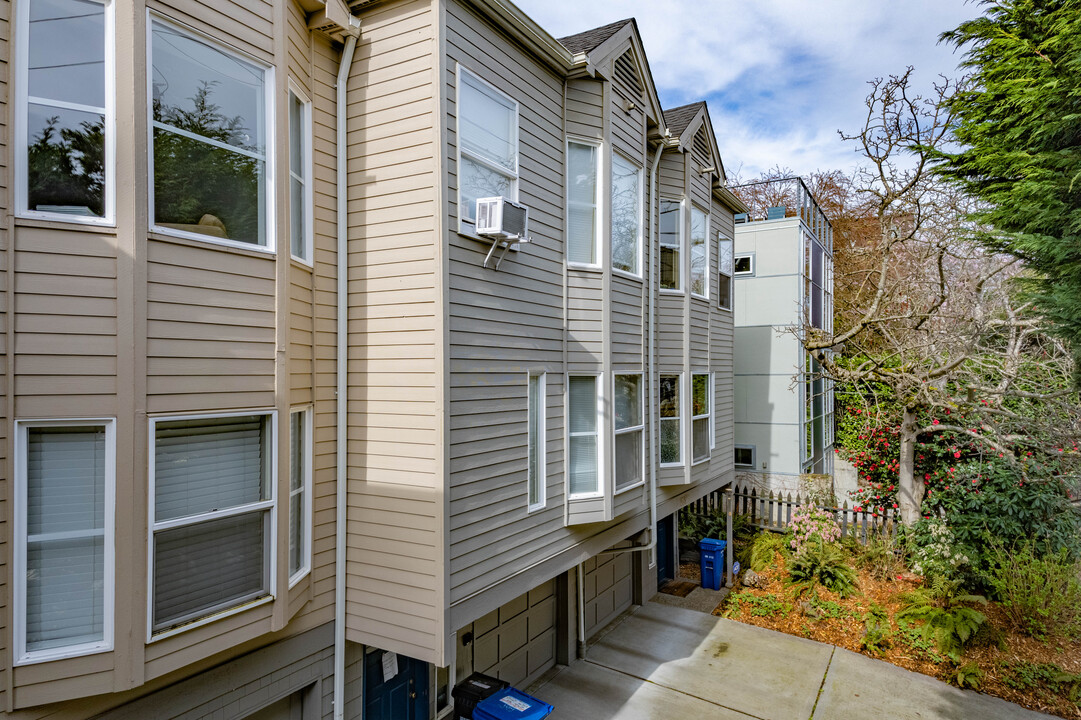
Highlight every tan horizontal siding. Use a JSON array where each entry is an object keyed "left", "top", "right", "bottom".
[{"left": 149, "top": 0, "right": 274, "bottom": 62}]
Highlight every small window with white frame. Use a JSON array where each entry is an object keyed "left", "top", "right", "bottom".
[
  {"left": 149, "top": 16, "right": 272, "bottom": 249},
  {"left": 288, "top": 85, "right": 313, "bottom": 263},
  {"left": 288, "top": 407, "right": 312, "bottom": 585},
  {"left": 15, "top": 420, "right": 115, "bottom": 664},
  {"left": 457, "top": 66, "right": 518, "bottom": 229},
  {"left": 734, "top": 253, "right": 754, "bottom": 275},
  {"left": 659, "top": 200, "right": 682, "bottom": 290},
  {"left": 568, "top": 375, "right": 600, "bottom": 496},
  {"left": 690, "top": 206, "right": 709, "bottom": 298},
  {"left": 691, "top": 373, "right": 711, "bottom": 463},
  {"left": 734, "top": 445, "right": 756, "bottom": 468},
  {"left": 614, "top": 374, "right": 643, "bottom": 491},
  {"left": 527, "top": 372, "right": 546, "bottom": 511},
  {"left": 719, "top": 234, "right": 734, "bottom": 310},
  {"left": 659, "top": 374, "right": 681, "bottom": 465},
  {"left": 149, "top": 412, "right": 275, "bottom": 638},
  {"left": 611, "top": 153, "right": 642, "bottom": 276},
  {"left": 566, "top": 138, "right": 600, "bottom": 265},
  {"left": 17, "top": 0, "right": 114, "bottom": 223}
]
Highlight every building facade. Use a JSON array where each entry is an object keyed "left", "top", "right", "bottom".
[
  {"left": 732, "top": 178, "right": 834, "bottom": 494},
  {"left": 0, "top": 1, "right": 743, "bottom": 718}
]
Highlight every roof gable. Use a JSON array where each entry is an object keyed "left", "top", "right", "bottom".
[
  {"left": 557, "top": 18, "right": 632, "bottom": 55},
  {"left": 663, "top": 102, "right": 727, "bottom": 182}
]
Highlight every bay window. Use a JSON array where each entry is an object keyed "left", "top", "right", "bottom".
[
  {"left": 150, "top": 413, "right": 274, "bottom": 636},
  {"left": 568, "top": 376, "right": 599, "bottom": 496},
  {"left": 719, "top": 236, "right": 734, "bottom": 309},
  {"left": 457, "top": 66, "right": 518, "bottom": 227},
  {"left": 692, "top": 373, "right": 711, "bottom": 463},
  {"left": 614, "top": 374, "right": 643, "bottom": 491},
  {"left": 611, "top": 154, "right": 642, "bottom": 274},
  {"left": 659, "top": 374, "right": 681, "bottom": 465},
  {"left": 288, "top": 408, "right": 311, "bottom": 584},
  {"left": 690, "top": 207, "right": 709, "bottom": 297},
  {"left": 150, "top": 18, "right": 271, "bottom": 248},
  {"left": 18, "top": 0, "right": 113, "bottom": 222},
  {"left": 15, "top": 421, "right": 114, "bottom": 663},
  {"left": 566, "top": 140, "right": 600, "bottom": 265},
  {"left": 660, "top": 200, "right": 682, "bottom": 290},
  {"left": 528, "top": 373, "right": 546, "bottom": 510},
  {"left": 289, "top": 87, "right": 312, "bottom": 262}
]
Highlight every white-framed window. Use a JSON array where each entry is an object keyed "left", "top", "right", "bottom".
[
  {"left": 692, "top": 373, "right": 711, "bottom": 463},
  {"left": 527, "top": 372, "right": 546, "bottom": 511},
  {"left": 566, "top": 138, "right": 600, "bottom": 266},
  {"left": 457, "top": 65, "right": 518, "bottom": 229},
  {"left": 149, "top": 15, "right": 273, "bottom": 250},
  {"left": 734, "top": 445, "right": 756, "bottom": 468},
  {"left": 659, "top": 374, "right": 681, "bottom": 465},
  {"left": 288, "top": 85, "right": 313, "bottom": 263},
  {"left": 568, "top": 375, "right": 600, "bottom": 497},
  {"left": 659, "top": 200, "right": 682, "bottom": 290},
  {"left": 734, "top": 253, "right": 754, "bottom": 276},
  {"left": 14, "top": 420, "right": 115, "bottom": 664},
  {"left": 614, "top": 374, "right": 644, "bottom": 491},
  {"left": 611, "top": 153, "right": 642, "bottom": 276},
  {"left": 16, "top": 0, "right": 115, "bottom": 224},
  {"left": 288, "top": 407, "right": 312, "bottom": 585},
  {"left": 719, "top": 234, "right": 734, "bottom": 310},
  {"left": 690, "top": 206, "right": 709, "bottom": 298},
  {"left": 148, "top": 412, "right": 275, "bottom": 638}
]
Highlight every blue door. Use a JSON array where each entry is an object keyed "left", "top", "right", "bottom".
[
  {"left": 364, "top": 649, "right": 429, "bottom": 720},
  {"left": 657, "top": 514, "right": 675, "bottom": 584}
]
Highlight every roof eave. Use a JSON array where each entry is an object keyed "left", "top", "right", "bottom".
[{"left": 468, "top": 0, "right": 581, "bottom": 72}]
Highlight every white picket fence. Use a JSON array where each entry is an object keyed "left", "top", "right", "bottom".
[{"left": 680, "top": 481, "right": 900, "bottom": 544}]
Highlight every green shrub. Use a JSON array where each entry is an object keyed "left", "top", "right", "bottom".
[
  {"left": 860, "top": 604, "right": 892, "bottom": 655},
  {"left": 859, "top": 532, "right": 907, "bottom": 581},
  {"left": 897, "top": 578, "right": 987, "bottom": 664},
  {"left": 986, "top": 542, "right": 1081, "bottom": 639},
  {"left": 749, "top": 531, "right": 789, "bottom": 572},
  {"left": 949, "top": 662, "right": 984, "bottom": 690},
  {"left": 999, "top": 660, "right": 1081, "bottom": 704},
  {"left": 786, "top": 539, "right": 858, "bottom": 598},
  {"left": 788, "top": 506, "right": 841, "bottom": 554},
  {"left": 725, "top": 592, "right": 790, "bottom": 618}
]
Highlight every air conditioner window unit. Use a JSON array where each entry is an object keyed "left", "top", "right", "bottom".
[{"left": 476, "top": 196, "right": 529, "bottom": 242}]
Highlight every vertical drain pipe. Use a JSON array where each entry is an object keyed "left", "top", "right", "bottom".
[{"left": 334, "top": 33, "right": 358, "bottom": 720}]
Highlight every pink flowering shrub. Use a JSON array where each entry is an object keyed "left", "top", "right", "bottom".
[{"left": 788, "top": 506, "right": 841, "bottom": 554}]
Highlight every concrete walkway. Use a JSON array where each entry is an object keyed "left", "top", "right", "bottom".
[{"left": 532, "top": 601, "right": 1053, "bottom": 720}]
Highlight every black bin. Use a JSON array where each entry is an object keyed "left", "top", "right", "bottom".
[{"left": 452, "top": 672, "right": 509, "bottom": 720}]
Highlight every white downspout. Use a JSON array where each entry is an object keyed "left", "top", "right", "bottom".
[{"left": 334, "top": 33, "right": 358, "bottom": 720}]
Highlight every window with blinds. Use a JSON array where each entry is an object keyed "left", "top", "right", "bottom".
[
  {"left": 568, "top": 376, "right": 599, "bottom": 496},
  {"left": 150, "top": 414, "right": 273, "bottom": 635},
  {"left": 17, "top": 421, "right": 113, "bottom": 663},
  {"left": 614, "top": 375, "right": 643, "bottom": 491},
  {"left": 567, "top": 140, "right": 600, "bottom": 265}
]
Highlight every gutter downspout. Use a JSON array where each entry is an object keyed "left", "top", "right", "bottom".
[
  {"left": 595, "top": 142, "right": 665, "bottom": 561},
  {"left": 334, "top": 33, "right": 358, "bottom": 720}
]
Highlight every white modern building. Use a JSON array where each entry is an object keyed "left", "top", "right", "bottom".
[{"left": 732, "top": 178, "right": 834, "bottom": 494}]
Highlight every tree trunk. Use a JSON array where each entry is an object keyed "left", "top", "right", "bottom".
[{"left": 897, "top": 407, "right": 924, "bottom": 525}]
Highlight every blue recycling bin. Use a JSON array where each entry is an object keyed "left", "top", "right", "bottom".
[
  {"left": 698, "top": 538, "right": 727, "bottom": 591},
  {"left": 473, "top": 687, "right": 553, "bottom": 720}
]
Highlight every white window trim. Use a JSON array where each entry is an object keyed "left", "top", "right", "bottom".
[
  {"left": 288, "top": 406, "right": 313, "bottom": 587},
  {"left": 13, "top": 418, "right": 116, "bottom": 665},
  {"left": 527, "top": 372, "right": 546, "bottom": 513},
  {"left": 568, "top": 373, "right": 603, "bottom": 499},
  {"left": 614, "top": 374, "right": 646, "bottom": 495},
  {"left": 288, "top": 81, "right": 314, "bottom": 266},
  {"left": 690, "top": 206, "right": 710, "bottom": 300},
  {"left": 146, "top": 12, "right": 276, "bottom": 254},
  {"left": 610, "top": 151, "right": 643, "bottom": 278},
  {"left": 15, "top": 0, "right": 116, "bottom": 226},
  {"left": 734, "top": 444, "right": 756, "bottom": 469},
  {"left": 565, "top": 136, "right": 602, "bottom": 270},
  {"left": 691, "top": 372, "right": 711, "bottom": 465},
  {"left": 659, "top": 373, "right": 683, "bottom": 467},
  {"left": 659, "top": 198, "right": 684, "bottom": 294},
  {"left": 455, "top": 63, "right": 519, "bottom": 235},
  {"left": 734, "top": 252, "right": 755, "bottom": 276},
  {"left": 709, "top": 373, "right": 717, "bottom": 450},
  {"left": 146, "top": 410, "right": 277, "bottom": 643}
]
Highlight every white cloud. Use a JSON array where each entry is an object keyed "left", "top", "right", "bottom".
[{"left": 515, "top": 0, "right": 976, "bottom": 178}]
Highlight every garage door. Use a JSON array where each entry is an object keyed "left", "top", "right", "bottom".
[
  {"left": 583, "top": 552, "right": 634, "bottom": 639},
  {"left": 466, "top": 579, "right": 558, "bottom": 688}
]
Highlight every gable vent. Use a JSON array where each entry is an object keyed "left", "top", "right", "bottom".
[
  {"left": 614, "top": 51, "right": 643, "bottom": 99},
  {"left": 693, "top": 127, "right": 711, "bottom": 165}
]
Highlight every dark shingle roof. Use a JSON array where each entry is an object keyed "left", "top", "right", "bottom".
[
  {"left": 663, "top": 102, "right": 706, "bottom": 138},
  {"left": 557, "top": 19, "right": 633, "bottom": 55}
]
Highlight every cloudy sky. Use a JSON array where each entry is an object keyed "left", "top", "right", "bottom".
[{"left": 515, "top": 0, "right": 978, "bottom": 180}]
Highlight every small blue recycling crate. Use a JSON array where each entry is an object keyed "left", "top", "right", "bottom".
[
  {"left": 473, "top": 687, "right": 553, "bottom": 720},
  {"left": 698, "top": 538, "right": 727, "bottom": 591}
]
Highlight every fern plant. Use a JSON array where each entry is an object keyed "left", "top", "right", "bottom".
[
  {"left": 749, "top": 531, "right": 789, "bottom": 572},
  {"left": 860, "top": 604, "right": 892, "bottom": 655},
  {"left": 786, "top": 538, "right": 858, "bottom": 598},
  {"left": 897, "top": 577, "right": 987, "bottom": 664}
]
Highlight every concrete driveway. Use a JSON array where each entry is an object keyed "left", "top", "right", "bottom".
[{"left": 532, "top": 601, "right": 1052, "bottom": 720}]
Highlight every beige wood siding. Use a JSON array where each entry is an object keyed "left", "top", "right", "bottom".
[
  {"left": 345, "top": 0, "right": 442, "bottom": 663},
  {"left": 147, "top": 0, "right": 274, "bottom": 63}
]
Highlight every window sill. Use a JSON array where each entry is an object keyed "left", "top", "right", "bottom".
[
  {"left": 612, "top": 268, "right": 644, "bottom": 282},
  {"left": 717, "top": 305, "right": 733, "bottom": 313},
  {"left": 290, "top": 254, "right": 314, "bottom": 270},
  {"left": 692, "top": 456, "right": 711, "bottom": 467},
  {"left": 615, "top": 479, "right": 645, "bottom": 495},
  {"left": 691, "top": 293, "right": 710, "bottom": 303},
  {"left": 567, "top": 262, "right": 602, "bottom": 272},
  {"left": 526, "top": 501, "right": 546, "bottom": 514},
  {"left": 659, "top": 289, "right": 684, "bottom": 296},
  {"left": 659, "top": 462, "right": 683, "bottom": 469},
  {"left": 148, "top": 228, "right": 277, "bottom": 259},
  {"left": 457, "top": 220, "right": 521, "bottom": 251},
  {"left": 568, "top": 491, "right": 603, "bottom": 501},
  {"left": 15, "top": 214, "right": 116, "bottom": 233},
  {"left": 288, "top": 568, "right": 310, "bottom": 590},
  {"left": 15, "top": 640, "right": 113, "bottom": 667},
  {"left": 148, "top": 593, "right": 274, "bottom": 644}
]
